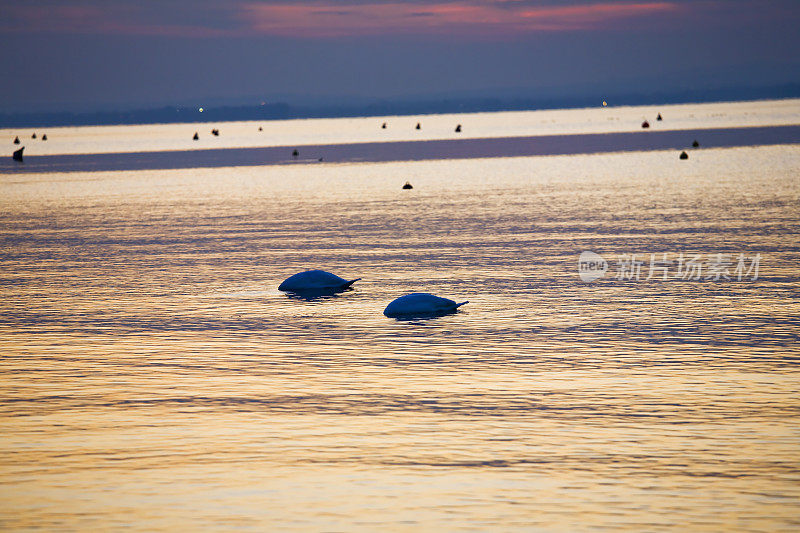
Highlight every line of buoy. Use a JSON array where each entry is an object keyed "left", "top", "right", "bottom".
[{"left": 380, "top": 122, "right": 462, "bottom": 131}]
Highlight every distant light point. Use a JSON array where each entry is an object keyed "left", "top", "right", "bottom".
[
  {"left": 602, "top": 101, "right": 608, "bottom": 107},
  {"left": 199, "top": 107, "right": 204, "bottom": 113}
]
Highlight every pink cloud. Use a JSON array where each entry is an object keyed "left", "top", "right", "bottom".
[
  {"left": 240, "top": 2, "right": 681, "bottom": 38},
  {"left": 0, "top": 1, "right": 682, "bottom": 38}
]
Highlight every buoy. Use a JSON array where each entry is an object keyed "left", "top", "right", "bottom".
[
  {"left": 41, "top": 134, "right": 47, "bottom": 141},
  {"left": 641, "top": 120, "right": 650, "bottom": 129},
  {"left": 415, "top": 123, "right": 421, "bottom": 130},
  {"left": 258, "top": 126, "right": 263, "bottom": 131},
  {"left": 455, "top": 124, "right": 461, "bottom": 132},
  {"left": 657, "top": 113, "right": 662, "bottom": 121},
  {"left": 384, "top": 293, "right": 468, "bottom": 318},
  {"left": 381, "top": 122, "right": 387, "bottom": 129},
  {"left": 31, "top": 133, "right": 37, "bottom": 139},
  {"left": 680, "top": 151, "right": 688, "bottom": 160},
  {"left": 292, "top": 149, "right": 299, "bottom": 157},
  {"left": 13, "top": 136, "right": 20, "bottom": 144},
  {"left": 192, "top": 132, "right": 199, "bottom": 140},
  {"left": 279, "top": 270, "right": 360, "bottom": 294},
  {"left": 692, "top": 140, "right": 699, "bottom": 148},
  {"left": 12, "top": 146, "right": 23, "bottom": 162},
  {"left": 402, "top": 182, "right": 413, "bottom": 190}
]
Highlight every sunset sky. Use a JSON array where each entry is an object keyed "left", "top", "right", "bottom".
[{"left": 1, "top": 0, "right": 798, "bottom": 111}]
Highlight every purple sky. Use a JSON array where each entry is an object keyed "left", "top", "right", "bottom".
[{"left": 1, "top": 0, "right": 798, "bottom": 111}]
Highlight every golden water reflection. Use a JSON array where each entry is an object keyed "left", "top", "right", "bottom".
[{"left": 1, "top": 144, "right": 799, "bottom": 530}]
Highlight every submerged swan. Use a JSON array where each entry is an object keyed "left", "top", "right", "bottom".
[
  {"left": 384, "top": 293, "right": 468, "bottom": 318},
  {"left": 279, "top": 270, "right": 360, "bottom": 293}
]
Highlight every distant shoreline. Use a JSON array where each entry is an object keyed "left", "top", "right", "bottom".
[
  {"left": 2, "top": 86, "right": 799, "bottom": 129},
  {"left": 2, "top": 125, "right": 798, "bottom": 174}
]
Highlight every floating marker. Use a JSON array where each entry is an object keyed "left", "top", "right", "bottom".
[
  {"left": 692, "top": 140, "right": 699, "bottom": 148},
  {"left": 193, "top": 132, "right": 199, "bottom": 140},
  {"left": 642, "top": 120, "right": 650, "bottom": 129},
  {"left": 680, "top": 151, "right": 688, "bottom": 160},
  {"left": 13, "top": 136, "right": 20, "bottom": 144}
]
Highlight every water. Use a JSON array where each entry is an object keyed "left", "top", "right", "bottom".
[{"left": 1, "top": 102, "right": 799, "bottom": 531}]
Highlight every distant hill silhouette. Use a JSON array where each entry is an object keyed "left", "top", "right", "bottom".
[{"left": 1, "top": 84, "right": 798, "bottom": 128}]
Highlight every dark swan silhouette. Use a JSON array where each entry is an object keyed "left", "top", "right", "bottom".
[{"left": 384, "top": 293, "right": 468, "bottom": 318}]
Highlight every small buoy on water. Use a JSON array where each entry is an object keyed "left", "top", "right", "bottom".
[
  {"left": 192, "top": 132, "right": 199, "bottom": 140},
  {"left": 13, "top": 136, "right": 20, "bottom": 144},
  {"left": 41, "top": 134, "right": 47, "bottom": 141},
  {"left": 12, "top": 146, "right": 23, "bottom": 162},
  {"left": 415, "top": 123, "right": 421, "bottom": 130},
  {"left": 657, "top": 113, "right": 662, "bottom": 121},
  {"left": 292, "top": 149, "right": 299, "bottom": 157},
  {"left": 642, "top": 120, "right": 650, "bottom": 129},
  {"left": 692, "top": 140, "right": 699, "bottom": 148},
  {"left": 455, "top": 124, "right": 461, "bottom": 132},
  {"left": 402, "top": 182, "right": 413, "bottom": 190},
  {"left": 679, "top": 151, "right": 688, "bottom": 160}
]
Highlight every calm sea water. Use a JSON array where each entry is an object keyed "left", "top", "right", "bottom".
[{"left": 1, "top": 102, "right": 799, "bottom": 531}]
